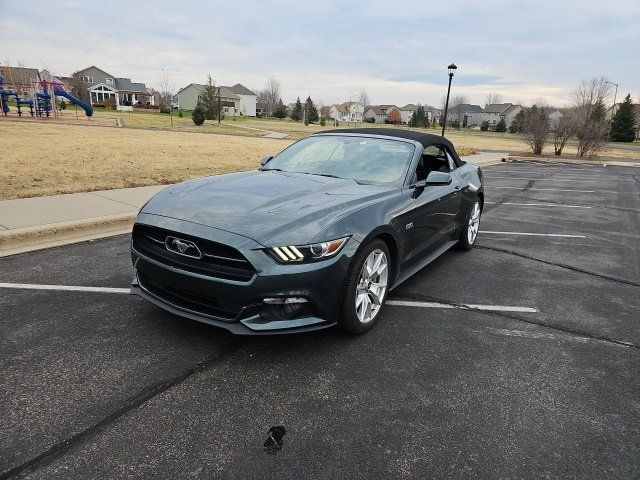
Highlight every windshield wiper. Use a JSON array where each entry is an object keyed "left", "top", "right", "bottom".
[
  {"left": 295, "top": 171, "right": 342, "bottom": 179},
  {"left": 262, "top": 167, "right": 284, "bottom": 172}
]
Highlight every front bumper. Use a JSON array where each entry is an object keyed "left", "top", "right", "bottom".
[{"left": 130, "top": 214, "right": 359, "bottom": 335}]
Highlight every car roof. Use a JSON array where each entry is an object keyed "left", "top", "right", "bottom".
[{"left": 316, "top": 128, "right": 456, "bottom": 152}]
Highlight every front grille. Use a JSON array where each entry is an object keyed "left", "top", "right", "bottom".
[
  {"left": 138, "top": 272, "right": 241, "bottom": 321},
  {"left": 132, "top": 224, "right": 255, "bottom": 282}
]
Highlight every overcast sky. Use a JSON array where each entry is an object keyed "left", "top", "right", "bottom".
[{"left": 1, "top": 0, "right": 638, "bottom": 107}]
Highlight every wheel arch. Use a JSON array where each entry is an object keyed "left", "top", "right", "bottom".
[{"left": 356, "top": 226, "right": 401, "bottom": 285}]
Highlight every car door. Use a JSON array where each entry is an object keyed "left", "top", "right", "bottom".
[{"left": 400, "top": 145, "right": 462, "bottom": 268}]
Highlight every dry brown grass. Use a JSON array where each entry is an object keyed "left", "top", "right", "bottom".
[{"left": 0, "top": 121, "right": 291, "bottom": 200}]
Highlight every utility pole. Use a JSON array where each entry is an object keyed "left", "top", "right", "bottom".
[
  {"left": 604, "top": 80, "right": 618, "bottom": 141},
  {"left": 217, "top": 86, "right": 222, "bottom": 123},
  {"left": 441, "top": 63, "right": 457, "bottom": 137}
]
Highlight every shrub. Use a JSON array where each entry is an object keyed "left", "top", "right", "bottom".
[
  {"left": 320, "top": 117, "right": 326, "bottom": 126},
  {"left": 192, "top": 104, "right": 206, "bottom": 125},
  {"left": 59, "top": 99, "right": 67, "bottom": 110},
  {"left": 178, "top": 110, "right": 183, "bottom": 118},
  {"left": 160, "top": 105, "right": 171, "bottom": 114},
  {"left": 480, "top": 120, "right": 489, "bottom": 131},
  {"left": 496, "top": 118, "right": 507, "bottom": 132},
  {"left": 364, "top": 117, "right": 375, "bottom": 123}
]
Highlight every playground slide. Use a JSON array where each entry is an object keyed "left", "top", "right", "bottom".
[{"left": 53, "top": 85, "right": 93, "bottom": 117}]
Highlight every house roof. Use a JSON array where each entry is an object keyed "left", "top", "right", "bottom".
[
  {"left": 400, "top": 104, "right": 418, "bottom": 111},
  {"left": 449, "top": 103, "right": 483, "bottom": 114},
  {"left": 366, "top": 106, "right": 386, "bottom": 115},
  {"left": 484, "top": 103, "right": 513, "bottom": 114},
  {"left": 115, "top": 77, "right": 147, "bottom": 93},
  {"left": 317, "top": 128, "right": 458, "bottom": 153},
  {"left": 379, "top": 104, "right": 398, "bottom": 111},
  {"left": 72, "top": 65, "right": 115, "bottom": 79},
  {"left": 229, "top": 83, "right": 255, "bottom": 95},
  {"left": 182, "top": 83, "right": 239, "bottom": 99},
  {"left": 500, "top": 104, "right": 521, "bottom": 116},
  {"left": 332, "top": 104, "right": 348, "bottom": 113},
  {"left": 0, "top": 66, "right": 41, "bottom": 86}
]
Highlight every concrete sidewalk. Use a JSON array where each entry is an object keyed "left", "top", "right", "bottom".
[{"left": 0, "top": 151, "right": 507, "bottom": 256}]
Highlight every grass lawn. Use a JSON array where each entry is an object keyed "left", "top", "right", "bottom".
[{"left": 0, "top": 121, "right": 291, "bottom": 200}]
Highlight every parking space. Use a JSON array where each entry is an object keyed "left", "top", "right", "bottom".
[{"left": 1, "top": 161, "right": 639, "bottom": 479}]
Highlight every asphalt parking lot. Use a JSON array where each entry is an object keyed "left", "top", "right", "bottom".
[{"left": 1, "top": 160, "right": 639, "bottom": 479}]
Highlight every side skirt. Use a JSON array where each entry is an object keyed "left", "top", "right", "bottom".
[{"left": 390, "top": 240, "right": 458, "bottom": 290}]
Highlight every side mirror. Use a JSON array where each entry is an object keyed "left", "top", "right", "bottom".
[
  {"left": 425, "top": 171, "right": 452, "bottom": 185},
  {"left": 260, "top": 155, "right": 273, "bottom": 168}
]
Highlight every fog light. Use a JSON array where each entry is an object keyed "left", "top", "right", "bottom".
[{"left": 263, "top": 297, "right": 308, "bottom": 304}]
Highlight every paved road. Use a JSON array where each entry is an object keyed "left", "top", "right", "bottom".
[{"left": 1, "top": 161, "right": 638, "bottom": 479}]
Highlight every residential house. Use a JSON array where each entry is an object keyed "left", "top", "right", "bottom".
[
  {"left": 379, "top": 105, "right": 401, "bottom": 124},
  {"left": 548, "top": 109, "right": 563, "bottom": 129},
  {"left": 228, "top": 83, "right": 257, "bottom": 116},
  {"left": 176, "top": 83, "right": 256, "bottom": 116},
  {"left": 399, "top": 104, "right": 418, "bottom": 124},
  {"left": 0, "top": 65, "right": 41, "bottom": 94},
  {"left": 481, "top": 103, "right": 522, "bottom": 128},
  {"left": 363, "top": 105, "right": 387, "bottom": 123},
  {"left": 447, "top": 104, "right": 483, "bottom": 127},
  {"left": 426, "top": 106, "right": 441, "bottom": 123},
  {"left": 71, "top": 66, "right": 152, "bottom": 109},
  {"left": 319, "top": 106, "right": 331, "bottom": 119},
  {"left": 329, "top": 102, "right": 364, "bottom": 122}
]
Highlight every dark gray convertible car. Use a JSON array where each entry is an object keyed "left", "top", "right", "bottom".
[{"left": 130, "top": 129, "right": 483, "bottom": 334}]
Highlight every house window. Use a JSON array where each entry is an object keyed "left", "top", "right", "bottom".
[
  {"left": 81, "top": 76, "right": 93, "bottom": 83},
  {"left": 106, "top": 78, "right": 113, "bottom": 85}
]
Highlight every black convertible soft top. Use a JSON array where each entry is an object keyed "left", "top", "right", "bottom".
[{"left": 318, "top": 128, "right": 457, "bottom": 153}]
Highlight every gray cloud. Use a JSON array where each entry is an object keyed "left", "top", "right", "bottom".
[{"left": 1, "top": 0, "right": 638, "bottom": 106}]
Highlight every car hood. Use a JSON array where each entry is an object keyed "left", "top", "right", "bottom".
[{"left": 141, "top": 170, "right": 395, "bottom": 246}]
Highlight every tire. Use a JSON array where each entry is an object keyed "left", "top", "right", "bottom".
[
  {"left": 456, "top": 198, "right": 481, "bottom": 251},
  {"left": 338, "top": 239, "right": 391, "bottom": 334}
]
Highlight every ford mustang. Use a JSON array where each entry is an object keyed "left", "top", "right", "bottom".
[{"left": 130, "top": 129, "right": 483, "bottom": 334}]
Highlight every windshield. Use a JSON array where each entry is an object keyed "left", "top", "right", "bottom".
[{"left": 265, "top": 135, "right": 415, "bottom": 185}]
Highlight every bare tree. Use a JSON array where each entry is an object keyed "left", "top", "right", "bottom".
[
  {"left": 574, "top": 77, "right": 611, "bottom": 116},
  {"left": 573, "top": 77, "right": 611, "bottom": 157},
  {"left": 358, "top": 89, "right": 371, "bottom": 109},
  {"left": 522, "top": 104, "right": 550, "bottom": 155},
  {"left": 484, "top": 92, "right": 502, "bottom": 107},
  {"left": 70, "top": 73, "right": 90, "bottom": 103},
  {"left": 553, "top": 108, "right": 579, "bottom": 155},
  {"left": 158, "top": 73, "right": 176, "bottom": 108},
  {"left": 446, "top": 94, "right": 469, "bottom": 125},
  {"left": 257, "top": 78, "right": 281, "bottom": 117}
]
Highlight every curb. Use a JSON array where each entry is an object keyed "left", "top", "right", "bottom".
[{"left": 0, "top": 212, "right": 136, "bottom": 257}]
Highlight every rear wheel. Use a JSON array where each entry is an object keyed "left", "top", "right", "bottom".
[
  {"left": 338, "top": 239, "right": 390, "bottom": 334},
  {"left": 456, "top": 199, "right": 481, "bottom": 250}
]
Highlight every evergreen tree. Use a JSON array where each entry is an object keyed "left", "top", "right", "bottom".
[
  {"left": 496, "top": 118, "right": 507, "bottom": 132},
  {"left": 191, "top": 103, "right": 206, "bottom": 125},
  {"left": 291, "top": 97, "right": 303, "bottom": 121},
  {"left": 200, "top": 74, "right": 221, "bottom": 121},
  {"left": 480, "top": 120, "right": 489, "bottom": 131},
  {"left": 273, "top": 99, "right": 287, "bottom": 119},
  {"left": 610, "top": 94, "right": 636, "bottom": 142},
  {"left": 305, "top": 96, "right": 319, "bottom": 124},
  {"left": 590, "top": 99, "right": 606, "bottom": 123},
  {"left": 509, "top": 109, "right": 526, "bottom": 133}
]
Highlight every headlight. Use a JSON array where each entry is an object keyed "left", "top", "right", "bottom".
[{"left": 269, "top": 237, "right": 349, "bottom": 263}]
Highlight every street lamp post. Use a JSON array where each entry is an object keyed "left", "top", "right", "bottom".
[
  {"left": 604, "top": 80, "right": 618, "bottom": 141},
  {"left": 441, "top": 63, "right": 457, "bottom": 137}
]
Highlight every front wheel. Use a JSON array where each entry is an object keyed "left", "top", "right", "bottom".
[
  {"left": 338, "top": 239, "right": 390, "bottom": 334},
  {"left": 456, "top": 199, "right": 481, "bottom": 250}
]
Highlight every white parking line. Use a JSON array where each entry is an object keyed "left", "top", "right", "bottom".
[
  {"left": 0, "top": 282, "right": 130, "bottom": 294},
  {"left": 485, "top": 201, "right": 593, "bottom": 209},
  {"left": 488, "top": 186, "right": 597, "bottom": 193},
  {"left": 480, "top": 231, "right": 586, "bottom": 238},
  {"left": 387, "top": 300, "right": 538, "bottom": 313},
  {"left": 0, "top": 282, "right": 538, "bottom": 314},
  {"left": 486, "top": 177, "right": 602, "bottom": 182}
]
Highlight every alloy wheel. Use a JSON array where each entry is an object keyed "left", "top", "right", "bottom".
[
  {"left": 468, "top": 201, "right": 481, "bottom": 244},
  {"left": 355, "top": 249, "right": 389, "bottom": 324}
]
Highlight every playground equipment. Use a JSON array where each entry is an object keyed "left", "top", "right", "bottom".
[{"left": 0, "top": 73, "right": 93, "bottom": 118}]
